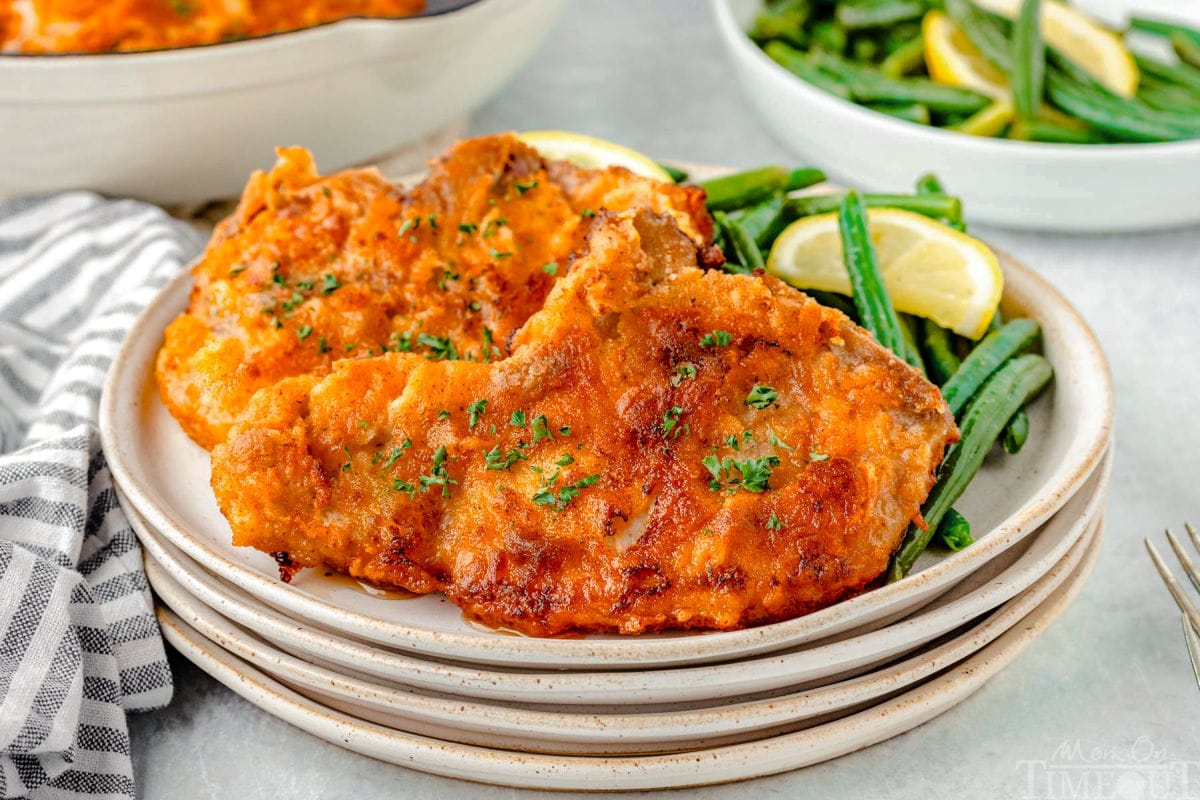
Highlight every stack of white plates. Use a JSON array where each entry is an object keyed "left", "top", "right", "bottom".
[{"left": 100, "top": 238, "right": 1113, "bottom": 791}]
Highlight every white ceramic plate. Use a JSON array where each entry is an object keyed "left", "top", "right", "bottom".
[
  {"left": 148, "top": 512, "right": 1099, "bottom": 756},
  {"left": 101, "top": 236, "right": 1113, "bottom": 669},
  {"left": 711, "top": 0, "right": 1200, "bottom": 232},
  {"left": 155, "top": 521, "right": 1101, "bottom": 790},
  {"left": 0, "top": 0, "right": 567, "bottom": 204},
  {"left": 127, "top": 449, "right": 1108, "bottom": 706}
]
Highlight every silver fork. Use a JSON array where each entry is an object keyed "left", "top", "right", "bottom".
[{"left": 1145, "top": 523, "right": 1200, "bottom": 689}]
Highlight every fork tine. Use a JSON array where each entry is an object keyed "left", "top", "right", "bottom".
[
  {"left": 1144, "top": 538, "right": 1200, "bottom": 634},
  {"left": 1185, "top": 522, "right": 1200, "bottom": 557},
  {"left": 1182, "top": 614, "right": 1200, "bottom": 691},
  {"left": 1165, "top": 528, "right": 1200, "bottom": 596}
]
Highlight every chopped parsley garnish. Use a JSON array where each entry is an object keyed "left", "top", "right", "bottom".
[
  {"left": 745, "top": 385, "right": 778, "bottom": 409},
  {"left": 381, "top": 442, "right": 411, "bottom": 471},
  {"left": 532, "top": 472, "right": 601, "bottom": 511},
  {"left": 340, "top": 445, "right": 352, "bottom": 472},
  {"left": 394, "top": 331, "right": 414, "bottom": 353},
  {"left": 660, "top": 406, "right": 686, "bottom": 440},
  {"left": 437, "top": 410, "right": 451, "bottom": 421},
  {"left": 768, "top": 429, "right": 794, "bottom": 451},
  {"left": 531, "top": 415, "right": 554, "bottom": 443},
  {"left": 272, "top": 273, "right": 287, "bottom": 286},
  {"left": 317, "top": 336, "right": 330, "bottom": 354},
  {"left": 702, "top": 454, "right": 781, "bottom": 493},
  {"left": 700, "top": 330, "right": 733, "bottom": 347},
  {"left": 489, "top": 248, "right": 513, "bottom": 260},
  {"left": 810, "top": 452, "right": 830, "bottom": 462},
  {"left": 515, "top": 180, "right": 539, "bottom": 195},
  {"left": 321, "top": 273, "right": 341, "bottom": 295},
  {"left": 357, "top": 420, "right": 370, "bottom": 429},
  {"left": 418, "top": 445, "right": 457, "bottom": 498},
  {"left": 281, "top": 291, "right": 304, "bottom": 312},
  {"left": 484, "top": 444, "right": 527, "bottom": 471},
  {"left": 556, "top": 453, "right": 575, "bottom": 467},
  {"left": 558, "top": 425, "right": 571, "bottom": 437},
  {"left": 481, "top": 218, "right": 507, "bottom": 239},
  {"left": 392, "top": 479, "right": 416, "bottom": 499},
  {"left": 458, "top": 222, "right": 478, "bottom": 234},
  {"left": 228, "top": 263, "right": 247, "bottom": 278},
  {"left": 296, "top": 325, "right": 313, "bottom": 340},
  {"left": 724, "top": 434, "right": 741, "bottom": 451},
  {"left": 672, "top": 364, "right": 697, "bottom": 385},
  {"left": 398, "top": 217, "right": 419, "bottom": 237},
  {"left": 510, "top": 410, "right": 527, "bottom": 427},
  {"left": 767, "top": 513, "right": 784, "bottom": 531},
  {"left": 427, "top": 214, "right": 438, "bottom": 229},
  {"left": 580, "top": 208, "right": 596, "bottom": 219},
  {"left": 468, "top": 300, "right": 482, "bottom": 312},
  {"left": 295, "top": 280, "right": 314, "bottom": 291},
  {"left": 417, "top": 333, "right": 460, "bottom": 361},
  {"left": 467, "top": 399, "right": 488, "bottom": 429},
  {"left": 542, "top": 261, "right": 558, "bottom": 275}
]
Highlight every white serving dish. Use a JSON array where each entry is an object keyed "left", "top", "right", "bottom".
[
  {"left": 154, "top": 524, "right": 1101, "bottom": 791},
  {"left": 99, "top": 239, "right": 1113, "bottom": 669},
  {"left": 146, "top": 513, "right": 1099, "bottom": 756},
  {"left": 0, "top": 0, "right": 567, "bottom": 204},
  {"left": 711, "top": 0, "right": 1200, "bottom": 232},
  {"left": 126, "top": 449, "right": 1108, "bottom": 707}
]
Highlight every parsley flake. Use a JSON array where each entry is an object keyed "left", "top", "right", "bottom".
[
  {"left": 392, "top": 479, "right": 416, "bottom": 499},
  {"left": 745, "top": 385, "right": 778, "bottom": 409},
  {"left": 515, "top": 180, "right": 539, "bottom": 195},
  {"left": 321, "top": 273, "right": 341, "bottom": 295},
  {"left": 510, "top": 410, "right": 527, "bottom": 427},
  {"left": 296, "top": 325, "right": 313, "bottom": 340},
  {"left": 700, "top": 330, "right": 733, "bottom": 348},
  {"left": 768, "top": 429, "right": 794, "bottom": 451},
  {"left": 531, "top": 415, "right": 554, "bottom": 443},
  {"left": 542, "top": 261, "right": 558, "bottom": 275},
  {"left": 767, "top": 512, "right": 784, "bottom": 531},
  {"left": 418, "top": 445, "right": 457, "bottom": 498},
  {"left": 484, "top": 444, "right": 526, "bottom": 471},
  {"left": 702, "top": 454, "right": 781, "bottom": 493},
  {"left": 467, "top": 399, "right": 488, "bottom": 429},
  {"left": 810, "top": 452, "right": 830, "bottom": 462},
  {"left": 418, "top": 333, "right": 460, "bottom": 361},
  {"left": 660, "top": 406, "right": 685, "bottom": 440}
]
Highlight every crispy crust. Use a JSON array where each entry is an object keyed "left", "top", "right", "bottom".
[{"left": 211, "top": 209, "right": 958, "bottom": 636}]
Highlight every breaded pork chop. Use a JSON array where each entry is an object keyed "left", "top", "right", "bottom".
[
  {"left": 156, "top": 133, "right": 712, "bottom": 448},
  {"left": 211, "top": 209, "right": 958, "bottom": 636}
]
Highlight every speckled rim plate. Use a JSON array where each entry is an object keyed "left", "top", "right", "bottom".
[
  {"left": 155, "top": 520, "right": 1101, "bottom": 791},
  {"left": 100, "top": 224, "right": 1113, "bottom": 669},
  {"left": 124, "top": 450, "right": 1109, "bottom": 706},
  {"left": 148, "top": 512, "right": 1100, "bottom": 756}
]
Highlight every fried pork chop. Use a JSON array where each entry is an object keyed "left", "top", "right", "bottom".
[
  {"left": 211, "top": 208, "right": 958, "bottom": 636},
  {"left": 156, "top": 133, "right": 712, "bottom": 448}
]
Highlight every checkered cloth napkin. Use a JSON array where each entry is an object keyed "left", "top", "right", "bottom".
[{"left": 0, "top": 193, "right": 203, "bottom": 799}]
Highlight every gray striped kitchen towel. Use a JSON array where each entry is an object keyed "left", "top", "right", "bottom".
[{"left": 0, "top": 193, "right": 203, "bottom": 799}]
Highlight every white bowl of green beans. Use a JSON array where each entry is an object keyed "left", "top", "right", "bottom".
[{"left": 711, "top": 0, "right": 1200, "bottom": 231}]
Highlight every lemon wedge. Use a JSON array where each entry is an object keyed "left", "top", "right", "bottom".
[
  {"left": 766, "top": 208, "right": 1004, "bottom": 339},
  {"left": 518, "top": 131, "right": 673, "bottom": 181},
  {"left": 971, "top": 0, "right": 1138, "bottom": 97},
  {"left": 924, "top": 11, "right": 1010, "bottom": 99}
]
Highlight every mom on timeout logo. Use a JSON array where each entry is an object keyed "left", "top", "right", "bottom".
[{"left": 1018, "top": 737, "right": 1199, "bottom": 799}]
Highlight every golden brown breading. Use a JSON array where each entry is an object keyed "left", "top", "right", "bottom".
[
  {"left": 155, "top": 133, "right": 712, "bottom": 448},
  {"left": 211, "top": 208, "right": 958, "bottom": 636}
]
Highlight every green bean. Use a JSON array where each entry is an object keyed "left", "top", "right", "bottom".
[
  {"left": 1173, "top": 32, "right": 1200, "bottom": 71},
  {"left": 936, "top": 508, "right": 974, "bottom": 551},
  {"left": 809, "top": 51, "right": 991, "bottom": 114},
  {"left": 898, "top": 313, "right": 927, "bottom": 375},
  {"left": 884, "top": 20, "right": 922, "bottom": 53},
  {"left": 1009, "top": 118, "right": 1103, "bottom": 143},
  {"left": 915, "top": 172, "right": 946, "bottom": 195},
  {"left": 812, "top": 20, "right": 849, "bottom": 54},
  {"left": 869, "top": 102, "right": 931, "bottom": 124},
  {"left": 1129, "top": 16, "right": 1200, "bottom": 49},
  {"left": 731, "top": 193, "right": 787, "bottom": 248},
  {"left": 1012, "top": 0, "right": 1044, "bottom": 122},
  {"left": 852, "top": 36, "right": 881, "bottom": 62},
  {"left": 838, "top": 191, "right": 910, "bottom": 363},
  {"left": 750, "top": 0, "right": 811, "bottom": 47},
  {"left": 941, "top": 318, "right": 1039, "bottom": 416},
  {"left": 887, "top": 353, "right": 1054, "bottom": 580},
  {"left": 1134, "top": 52, "right": 1200, "bottom": 95},
  {"left": 698, "top": 165, "right": 791, "bottom": 211},
  {"left": 787, "top": 166, "right": 828, "bottom": 191},
  {"left": 1001, "top": 407, "right": 1030, "bottom": 454},
  {"left": 764, "top": 41, "right": 853, "bottom": 99},
  {"left": 836, "top": 0, "right": 926, "bottom": 31},
  {"left": 783, "top": 192, "right": 962, "bottom": 223},
  {"left": 945, "top": 0, "right": 1013, "bottom": 70},
  {"left": 920, "top": 318, "right": 962, "bottom": 385},
  {"left": 1045, "top": 77, "right": 1192, "bottom": 141},
  {"left": 880, "top": 34, "right": 927, "bottom": 77},
  {"left": 1139, "top": 80, "right": 1200, "bottom": 114},
  {"left": 658, "top": 163, "right": 689, "bottom": 183},
  {"left": 716, "top": 210, "right": 766, "bottom": 271}
]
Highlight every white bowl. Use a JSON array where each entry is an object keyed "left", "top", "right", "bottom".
[
  {"left": 711, "top": 0, "right": 1200, "bottom": 232},
  {"left": 0, "top": 0, "right": 566, "bottom": 204}
]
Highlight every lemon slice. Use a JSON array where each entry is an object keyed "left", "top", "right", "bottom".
[
  {"left": 518, "top": 131, "right": 673, "bottom": 182},
  {"left": 924, "top": 11, "right": 1010, "bottom": 99},
  {"left": 766, "top": 208, "right": 1004, "bottom": 339},
  {"left": 972, "top": 0, "right": 1138, "bottom": 97}
]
